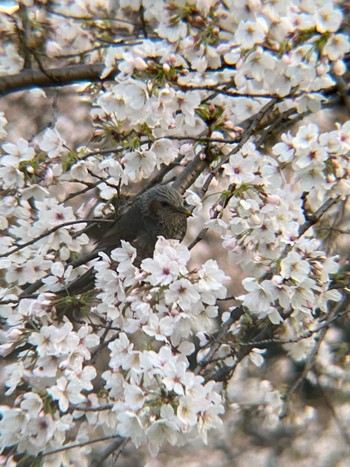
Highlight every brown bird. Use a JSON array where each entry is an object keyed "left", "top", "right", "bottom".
[{"left": 60, "top": 184, "right": 190, "bottom": 294}]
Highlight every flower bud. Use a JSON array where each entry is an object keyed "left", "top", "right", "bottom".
[{"left": 333, "top": 59, "right": 346, "bottom": 76}]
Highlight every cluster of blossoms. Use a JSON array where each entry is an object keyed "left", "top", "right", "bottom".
[
  {"left": 0, "top": 239, "right": 226, "bottom": 461},
  {"left": 217, "top": 126, "right": 345, "bottom": 358},
  {"left": 87, "top": 239, "right": 226, "bottom": 454},
  {"left": 0, "top": 0, "right": 349, "bottom": 464}
]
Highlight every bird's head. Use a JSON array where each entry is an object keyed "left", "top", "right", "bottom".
[{"left": 144, "top": 185, "right": 192, "bottom": 220}]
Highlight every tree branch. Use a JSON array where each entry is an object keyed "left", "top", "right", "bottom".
[
  {"left": 41, "top": 434, "right": 124, "bottom": 458},
  {"left": 0, "top": 64, "right": 116, "bottom": 96},
  {"left": 90, "top": 438, "right": 129, "bottom": 466}
]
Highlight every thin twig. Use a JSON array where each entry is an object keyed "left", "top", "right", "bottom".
[
  {"left": 194, "top": 306, "right": 245, "bottom": 375},
  {"left": 0, "top": 219, "right": 113, "bottom": 259},
  {"left": 279, "top": 325, "right": 328, "bottom": 419},
  {"left": 41, "top": 434, "right": 124, "bottom": 457},
  {"left": 74, "top": 404, "right": 113, "bottom": 412},
  {"left": 238, "top": 307, "right": 349, "bottom": 347}
]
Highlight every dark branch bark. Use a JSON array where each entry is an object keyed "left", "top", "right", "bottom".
[{"left": 0, "top": 63, "right": 116, "bottom": 96}]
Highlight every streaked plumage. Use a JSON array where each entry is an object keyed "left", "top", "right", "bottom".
[{"left": 62, "top": 184, "right": 189, "bottom": 294}]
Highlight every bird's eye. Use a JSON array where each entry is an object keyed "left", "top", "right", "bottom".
[{"left": 160, "top": 201, "right": 169, "bottom": 207}]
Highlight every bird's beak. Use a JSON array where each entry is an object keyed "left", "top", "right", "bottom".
[{"left": 178, "top": 206, "right": 192, "bottom": 217}]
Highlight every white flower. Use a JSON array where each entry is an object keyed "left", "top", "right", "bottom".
[
  {"left": 0, "top": 408, "right": 28, "bottom": 447},
  {"left": 185, "top": 190, "right": 202, "bottom": 216},
  {"left": 48, "top": 376, "right": 85, "bottom": 412},
  {"left": 323, "top": 34, "right": 350, "bottom": 60},
  {"left": 125, "top": 80, "right": 149, "bottom": 110},
  {"left": 108, "top": 332, "right": 139, "bottom": 371},
  {"left": 123, "top": 383, "right": 145, "bottom": 411},
  {"left": 243, "top": 49, "right": 277, "bottom": 82},
  {"left": 140, "top": 345, "right": 174, "bottom": 373},
  {"left": 292, "top": 145, "right": 327, "bottom": 170},
  {"left": 100, "top": 157, "right": 125, "bottom": 179},
  {"left": 28, "top": 325, "right": 57, "bottom": 357},
  {"left": 175, "top": 90, "right": 201, "bottom": 126},
  {"left": 294, "top": 123, "right": 319, "bottom": 149},
  {"left": 33, "top": 355, "right": 59, "bottom": 379},
  {"left": 235, "top": 19, "right": 267, "bottom": 48},
  {"left": 2, "top": 137, "right": 34, "bottom": 162},
  {"left": 41, "top": 262, "right": 73, "bottom": 292},
  {"left": 284, "top": 334, "right": 315, "bottom": 361},
  {"left": 272, "top": 132, "right": 296, "bottom": 162},
  {"left": 157, "top": 18, "right": 187, "bottom": 42},
  {"left": 198, "top": 260, "right": 228, "bottom": 296},
  {"left": 290, "top": 278, "right": 317, "bottom": 312},
  {"left": 36, "top": 199, "right": 76, "bottom": 227},
  {"left": 143, "top": 314, "right": 173, "bottom": 341},
  {"left": 25, "top": 413, "right": 56, "bottom": 453},
  {"left": 21, "top": 185, "right": 50, "bottom": 201},
  {"left": 39, "top": 127, "right": 67, "bottom": 158},
  {"left": 76, "top": 325, "right": 100, "bottom": 358},
  {"left": 223, "top": 152, "right": 256, "bottom": 186},
  {"left": 280, "top": 251, "right": 311, "bottom": 282},
  {"left": 315, "top": 5, "right": 342, "bottom": 33},
  {"left": 142, "top": 254, "right": 180, "bottom": 286},
  {"left": 295, "top": 161, "right": 326, "bottom": 190},
  {"left": 101, "top": 47, "right": 121, "bottom": 78},
  {"left": 111, "top": 241, "right": 138, "bottom": 283},
  {"left": 122, "top": 149, "right": 156, "bottom": 181},
  {"left": 145, "top": 404, "right": 180, "bottom": 456},
  {"left": 119, "top": 51, "right": 148, "bottom": 77},
  {"left": 57, "top": 322, "right": 81, "bottom": 355},
  {"left": 266, "top": 306, "right": 283, "bottom": 325},
  {"left": 97, "top": 86, "right": 128, "bottom": 117},
  {"left": 151, "top": 87, "right": 177, "bottom": 126},
  {"left": 0, "top": 163, "right": 24, "bottom": 189},
  {"left": 177, "top": 394, "right": 199, "bottom": 426},
  {"left": 116, "top": 411, "right": 145, "bottom": 447},
  {"left": 315, "top": 288, "right": 341, "bottom": 313},
  {"left": 165, "top": 278, "right": 201, "bottom": 311},
  {"left": 239, "top": 277, "right": 275, "bottom": 313},
  {"left": 197, "top": 405, "right": 224, "bottom": 444},
  {"left": 151, "top": 138, "right": 179, "bottom": 167},
  {"left": 338, "top": 121, "right": 350, "bottom": 153},
  {"left": 102, "top": 371, "right": 124, "bottom": 399},
  {"left": 162, "top": 361, "right": 189, "bottom": 396},
  {"left": 20, "top": 392, "right": 43, "bottom": 416},
  {"left": 71, "top": 160, "right": 97, "bottom": 183}
]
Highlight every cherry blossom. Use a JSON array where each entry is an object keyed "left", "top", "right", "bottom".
[{"left": 39, "top": 127, "right": 67, "bottom": 159}]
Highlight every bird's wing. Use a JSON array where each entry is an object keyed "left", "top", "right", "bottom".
[{"left": 94, "top": 202, "right": 144, "bottom": 251}]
